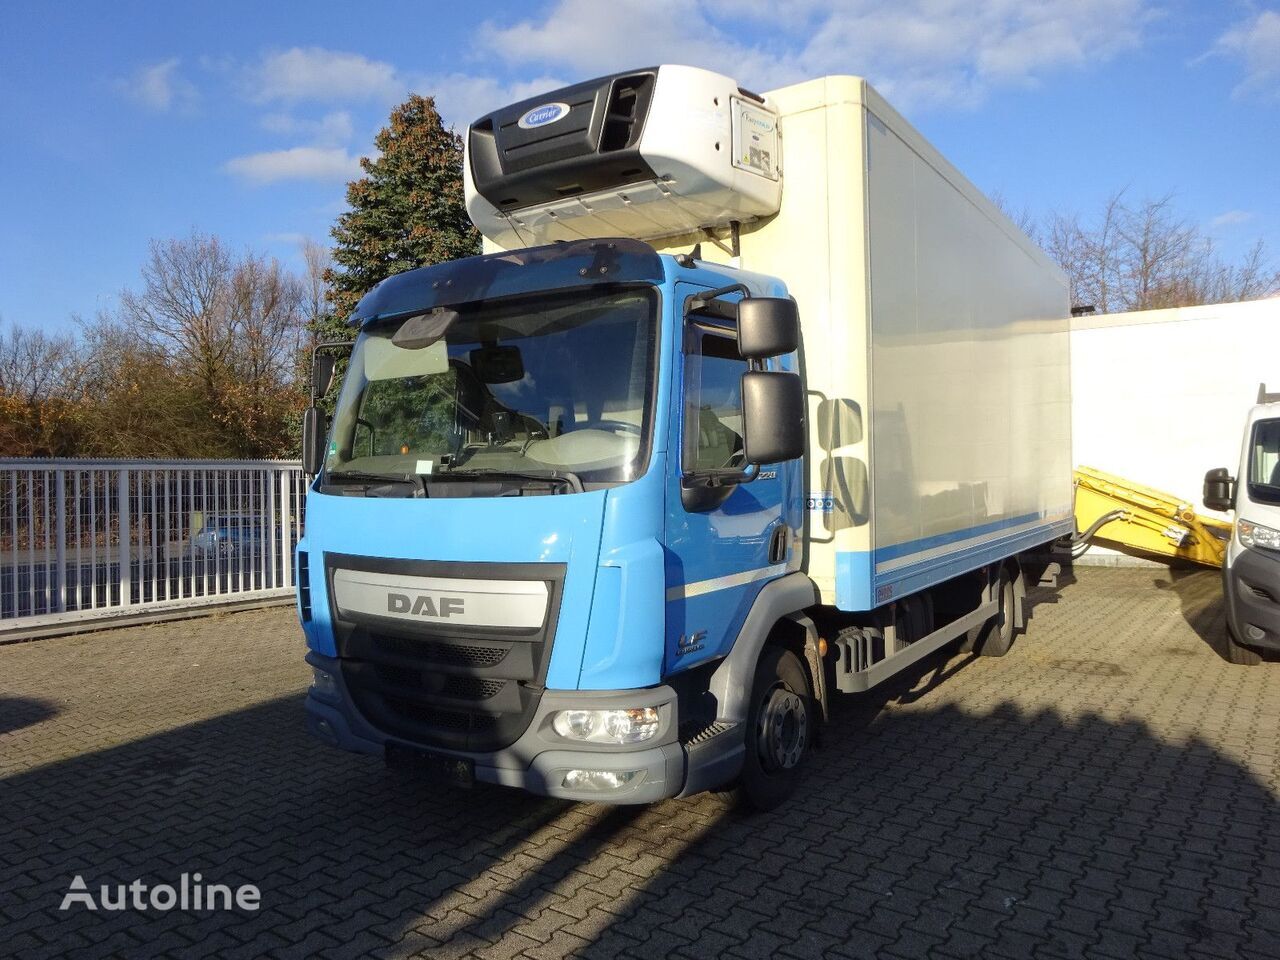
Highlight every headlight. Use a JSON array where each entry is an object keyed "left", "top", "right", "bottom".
[
  {"left": 1238, "top": 519, "right": 1280, "bottom": 552},
  {"left": 551, "top": 707, "right": 660, "bottom": 744}
]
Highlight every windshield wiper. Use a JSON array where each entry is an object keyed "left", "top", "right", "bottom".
[
  {"left": 323, "top": 470, "right": 425, "bottom": 494},
  {"left": 439, "top": 468, "right": 584, "bottom": 494}
]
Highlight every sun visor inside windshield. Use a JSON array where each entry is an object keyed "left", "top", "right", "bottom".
[
  {"left": 349, "top": 237, "right": 664, "bottom": 326},
  {"left": 362, "top": 336, "right": 449, "bottom": 382}
]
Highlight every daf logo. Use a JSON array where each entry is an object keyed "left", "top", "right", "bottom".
[
  {"left": 518, "top": 102, "right": 570, "bottom": 129},
  {"left": 387, "top": 592, "right": 465, "bottom": 618}
]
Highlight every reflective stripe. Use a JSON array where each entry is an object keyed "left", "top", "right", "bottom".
[
  {"left": 874, "top": 509, "right": 1072, "bottom": 576},
  {"left": 666, "top": 564, "right": 787, "bottom": 602}
]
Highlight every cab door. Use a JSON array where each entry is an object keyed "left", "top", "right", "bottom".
[{"left": 663, "top": 282, "right": 788, "bottom": 675}]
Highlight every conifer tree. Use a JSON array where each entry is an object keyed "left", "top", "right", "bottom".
[{"left": 319, "top": 95, "right": 479, "bottom": 339}]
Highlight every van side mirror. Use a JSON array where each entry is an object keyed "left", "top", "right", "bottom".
[
  {"left": 302, "top": 406, "right": 327, "bottom": 476},
  {"left": 737, "top": 298, "right": 799, "bottom": 359},
  {"left": 312, "top": 352, "right": 338, "bottom": 401},
  {"left": 1203, "top": 467, "right": 1235, "bottom": 512},
  {"left": 742, "top": 370, "right": 804, "bottom": 464}
]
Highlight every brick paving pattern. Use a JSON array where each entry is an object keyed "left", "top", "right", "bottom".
[{"left": 2, "top": 566, "right": 1278, "bottom": 959}]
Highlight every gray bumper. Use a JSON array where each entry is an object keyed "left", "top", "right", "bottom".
[
  {"left": 305, "top": 652, "right": 697, "bottom": 804},
  {"left": 1224, "top": 547, "right": 1280, "bottom": 652}
]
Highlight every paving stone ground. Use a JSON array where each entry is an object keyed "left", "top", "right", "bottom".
[{"left": 2, "top": 566, "right": 1279, "bottom": 959}]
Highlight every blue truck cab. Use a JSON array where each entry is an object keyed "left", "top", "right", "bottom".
[{"left": 299, "top": 239, "right": 812, "bottom": 806}]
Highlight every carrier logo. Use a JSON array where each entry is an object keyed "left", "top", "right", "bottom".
[
  {"left": 518, "top": 102, "right": 570, "bottom": 129},
  {"left": 387, "top": 592, "right": 465, "bottom": 618}
]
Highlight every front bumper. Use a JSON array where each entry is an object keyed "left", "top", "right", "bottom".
[
  {"left": 1224, "top": 546, "right": 1280, "bottom": 652},
  {"left": 305, "top": 652, "right": 690, "bottom": 803}
]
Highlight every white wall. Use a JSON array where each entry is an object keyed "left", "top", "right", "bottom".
[{"left": 1071, "top": 296, "right": 1280, "bottom": 562}]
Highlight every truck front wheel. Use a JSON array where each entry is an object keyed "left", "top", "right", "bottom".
[{"left": 732, "top": 646, "right": 814, "bottom": 811}]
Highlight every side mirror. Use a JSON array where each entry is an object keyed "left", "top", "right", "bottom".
[
  {"left": 737, "top": 298, "right": 799, "bottom": 359},
  {"left": 1203, "top": 467, "right": 1235, "bottom": 513},
  {"left": 742, "top": 370, "right": 804, "bottom": 464},
  {"left": 312, "top": 352, "right": 338, "bottom": 401},
  {"left": 302, "top": 406, "right": 327, "bottom": 476}
]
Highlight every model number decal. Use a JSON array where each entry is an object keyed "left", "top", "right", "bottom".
[{"left": 677, "top": 630, "right": 707, "bottom": 655}]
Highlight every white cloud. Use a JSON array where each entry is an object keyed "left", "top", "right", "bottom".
[
  {"left": 413, "top": 73, "right": 570, "bottom": 130},
  {"left": 259, "top": 110, "right": 355, "bottom": 145},
  {"left": 116, "top": 58, "right": 197, "bottom": 112},
  {"left": 223, "top": 147, "right": 363, "bottom": 184},
  {"left": 245, "top": 47, "right": 403, "bottom": 103},
  {"left": 1212, "top": 10, "right": 1280, "bottom": 100},
  {"left": 478, "top": 1, "right": 789, "bottom": 88},
  {"left": 1210, "top": 210, "right": 1256, "bottom": 229},
  {"left": 480, "top": 0, "right": 1158, "bottom": 109}
]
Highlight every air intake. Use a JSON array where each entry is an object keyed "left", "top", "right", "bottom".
[
  {"left": 600, "top": 73, "right": 654, "bottom": 153},
  {"left": 297, "top": 550, "right": 312, "bottom": 622}
]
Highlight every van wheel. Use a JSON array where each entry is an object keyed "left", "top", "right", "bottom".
[
  {"left": 1221, "top": 624, "right": 1263, "bottom": 665},
  {"left": 972, "top": 567, "right": 1016, "bottom": 657},
  {"left": 730, "top": 646, "right": 814, "bottom": 811}
]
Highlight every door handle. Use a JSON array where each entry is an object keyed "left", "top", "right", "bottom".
[{"left": 768, "top": 524, "right": 789, "bottom": 564}]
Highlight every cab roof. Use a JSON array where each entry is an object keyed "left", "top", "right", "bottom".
[{"left": 350, "top": 238, "right": 665, "bottom": 326}]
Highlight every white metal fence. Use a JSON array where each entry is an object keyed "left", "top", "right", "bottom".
[{"left": 0, "top": 460, "right": 306, "bottom": 640}]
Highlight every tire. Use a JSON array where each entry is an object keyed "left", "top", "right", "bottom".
[
  {"left": 1221, "top": 623, "right": 1263, "bottom": 666},
  {"left": 972, "top": 567, "right": 1016, "bottom": 658},
  {"left": 729, "top": 646, "right": 814, "bottom": 812}
]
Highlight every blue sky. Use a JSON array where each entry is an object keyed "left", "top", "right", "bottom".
[{"left": 2, "top": 0, "right": 1277, "bottom": 334}]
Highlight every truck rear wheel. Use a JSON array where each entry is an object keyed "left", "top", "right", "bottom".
[
  {"left": 731, "top": 646, "right": 814, "bottom": 811},
  {"left": 970, "top": 567, "right": 1016, "bottom": 658}
]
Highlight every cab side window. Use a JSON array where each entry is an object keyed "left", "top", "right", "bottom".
[
  {"left": 684, "top": 327, "right": 748, "bottom": 472},
  {"left": 1250, "top": 419, "right": 1280, "bottom": 498}
]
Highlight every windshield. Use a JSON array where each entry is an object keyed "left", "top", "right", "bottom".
[
  {"left": 324, "top": 287, "right": 658, "bottom": 491},
  {"left": 1248, "top": 418, "right": 1280, "bottom": 504}
]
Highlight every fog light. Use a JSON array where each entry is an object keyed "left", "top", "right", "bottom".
[
  {"left": 561, "top": 769, "right": 645, "bottom": 791},
  {"left": 310, "top": 667, "right": 339, "bottom": 699},
  {"left": 551, "top": 707, "right": 660, "bottom": 744}
]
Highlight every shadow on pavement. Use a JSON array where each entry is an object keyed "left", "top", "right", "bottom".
[
  {"left": 2, "top": 646, "right": 1278, "bottom": 959},
  {"left": 0, "top": 695, "right": 59, "bottom": 735},
  {"left": 1151, "top": 566, "right": 1241, "bottom": 662}
]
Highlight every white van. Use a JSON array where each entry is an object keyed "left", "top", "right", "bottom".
[{"left": 1204, "top": 384, "right": 1280, "bottom": 664}]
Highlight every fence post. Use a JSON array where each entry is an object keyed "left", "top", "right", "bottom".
[
  {"left": 55, "top": 470, "right": 67, "bottom": 613},
  {"left": 117, "top": 468, "right": 132, "bottom": 608},
  {"left": 279, "top": 469, "right": 292, "bottom": 589}
]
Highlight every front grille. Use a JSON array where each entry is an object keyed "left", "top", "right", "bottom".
[
  {"left": 370, "top": 632, "right": 509, "bottom": 669},
  {"left": 327, "top": 555, "right": 565, "bottom": 752},
  {"left": 383, "top": 698, "right": 502, "bottom": 733}
]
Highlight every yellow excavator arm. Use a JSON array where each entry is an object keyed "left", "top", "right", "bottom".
[{"left": 1072, "top": 466, "right": 1233, "bottom": 568}]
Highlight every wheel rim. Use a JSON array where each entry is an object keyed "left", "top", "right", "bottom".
[{"left": 756, "top": 684, "right": 808, "bottom": 772}]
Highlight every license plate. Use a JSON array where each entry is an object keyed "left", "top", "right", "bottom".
[{"left": 385, "top": 743, "right": 475, "bottom": 788}]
